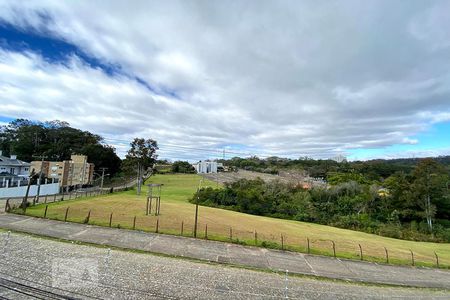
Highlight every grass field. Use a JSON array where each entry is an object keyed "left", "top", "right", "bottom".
[{"left": 22, "top": 174, "right": 450, "bottom": 268}]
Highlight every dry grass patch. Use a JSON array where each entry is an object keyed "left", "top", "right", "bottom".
[{"left": 23, "top": 174, "right": 450, "bottom": 268}]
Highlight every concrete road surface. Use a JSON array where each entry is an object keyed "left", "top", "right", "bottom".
[
  {"left": 0, "top": 232, "right": 448, "bottom": 299},
  {"left": 0, "top": 214, "right": 449, "bottom": 290}
]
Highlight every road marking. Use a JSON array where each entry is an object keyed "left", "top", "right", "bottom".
[{"left": 303, "top": 256, "right": 317, "bottom": 275}]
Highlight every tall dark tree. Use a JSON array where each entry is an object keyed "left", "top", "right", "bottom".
[{"left": 0, "top": 119, "right": 121, "bottom": 176}]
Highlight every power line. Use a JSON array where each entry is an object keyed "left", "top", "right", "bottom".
[{"left": 103, "top": 137, "right": 296, "bottom": 159}]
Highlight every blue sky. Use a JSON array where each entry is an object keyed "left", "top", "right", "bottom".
[
  {"left": 348, "top": 122, "right": 450, "bottom": 160},
  {"left": 1, "top": 1, "right": 450, "bottom": 160}
]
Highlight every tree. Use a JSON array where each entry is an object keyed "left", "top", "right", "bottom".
[
  {"left": 411, "top": 159, "right": 449, "bottom": 232},
  {"left": 171, "top": 161, "right": 195, "bottom": 173},
  {"left": 124, "top": 138, "right": 158, "bottom": 171},
  {"left": 0, "top": 119, "right": 121, "bottom": 176},
  {"left": 81, "top": 144, "right": 122, "bottom": 176}
]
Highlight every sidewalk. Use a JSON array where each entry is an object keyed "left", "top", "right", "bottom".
[{"left": 0, "top": 213, "right": 448, "bottom": 289}]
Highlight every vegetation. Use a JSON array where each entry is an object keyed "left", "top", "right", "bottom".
[
  {"left": 0, "top": 119, "right": 122, "bottom": 176},
  {"left": 171, "top": 161, "right": 195, "bottom": 173},
  {"left": 221, "top": 155, "right": 450, "bottom": 180},
  {"left": 194, "top": 158, "right": 450, "bottom": 242},
  {"left": 21, "top": 174, "right": 450, "bottom": 267},
  {"left": 121, "top": 137, "right": 159, "bottom": 176}
]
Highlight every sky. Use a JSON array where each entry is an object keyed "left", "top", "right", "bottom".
[{"left": 0, "top": 0, "right": 450, "bottom": 161}]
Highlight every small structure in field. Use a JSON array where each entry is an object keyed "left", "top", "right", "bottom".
[{"left": 146, "top": 183, "right": 163, "bottom": 215}]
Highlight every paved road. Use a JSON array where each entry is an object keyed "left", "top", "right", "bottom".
[
  {"left": 0, "top": 214, "right": 449, "bottom": 290},
  {"left": 0, "top": 232, "right": 448, "bottom": 299}
]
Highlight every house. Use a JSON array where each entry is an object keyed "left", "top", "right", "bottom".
[
  {"left": 0, "top": 151, "right": 31, "bottom": 188},
  {"left": 192, "top": 160, "right": 221, "bottom": 174},
  {"left": 31, "top": 154, "right": 94, "bottom": 187}
]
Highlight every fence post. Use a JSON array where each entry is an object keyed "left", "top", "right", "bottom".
[
  {"left": 358, "top": 244, "right": 363, "bottom": 261},
  {"left": 435, "top": 252, "right": 439, "bottom": 268},
  {"left": 332, "top": 240, "right": 336, "bottom": 258},
  {"left": 281, "top": 234, "right": 284, "bottom": 250},
  {"left": 64, "top": 207, "right": 69, "bottom": 222},
  {"left": 155, "top": 218, "right": 159, "bottom": 233},
  {"left": 181, "top": 221, "right": 184, "bottom": 236},
  {"left": 45, "top": 195, "right": 48, "bottom": 203},
  {"left": 410, "top": 249, "right": 415, "bottom": 266},
  {"left": 5, "top": 199, "right": 10, "bottom": 213},
  {"left": 133, "top": 216, "right": 136, "bottom": 230},
  {"left": 85, "top": 210, "right": 91, "bottom": 224},
  {"left": 254, "top": 231, "right": 258, "bottom": 245},
  {"left": 307, "top": 237, "right": 310, "bottom": 254},
  {"left": 384, "top": 247, "right": 389, "bottom": 264},
  {"left": 109, "top": 213, "right": 113, "bottom": 227},
  {"left": 205, "top": 224, "right": 208, "bottom": 239},
  {"left": 44, "top": 205, "right": 48, "bottom": 218},
  {"left": 229, "top": 227, "right": 233, "bottom": 241}
]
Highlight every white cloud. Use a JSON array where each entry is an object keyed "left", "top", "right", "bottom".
[{"left": 0, "top": 1, "right": 450, "bottom": 160}]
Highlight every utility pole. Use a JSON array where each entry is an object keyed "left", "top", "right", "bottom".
[
  {"left": 193, "top": 179, "right": 203, "bottom": 238},
  {"left": 99, "top": 167, "right": 108, "bottom": 190},
  {"left": 137, "top": 162, "right": 142, "bottom": 195},
  {"left": 32, "top": 154, "right": 48, "bottom": 203},
  {"left": 22, "top": 168, "right": 36, "bottom": 210}
]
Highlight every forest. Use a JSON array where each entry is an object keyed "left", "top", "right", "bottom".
[
  {"left": 193, "top": 158, "right": 450, "bottom": 242},
  {"left": 0, "top": 119, "right": 122, "bottom": 176}
]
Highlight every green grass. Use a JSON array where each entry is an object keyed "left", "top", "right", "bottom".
[{"left": 21, "top": 173, "right": 450, "bottom": 268}]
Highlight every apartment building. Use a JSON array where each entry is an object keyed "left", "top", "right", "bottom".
[{"left": 31, "top": 154, "right": 94, "bottom": 187}]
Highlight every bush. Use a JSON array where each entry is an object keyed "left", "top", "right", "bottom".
[{"left": 378, "top": 224, "right": 402, "bottom": 239}]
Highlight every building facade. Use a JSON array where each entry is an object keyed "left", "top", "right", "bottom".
[
  {"left": 0, "top": 151, "right": 30, "bottom": 188},
  {"left": 31, "top": 154, "right": 94, "bottom": 187},
  {"left": 193, "top": 160, "right": 219, "bottom": 174}
]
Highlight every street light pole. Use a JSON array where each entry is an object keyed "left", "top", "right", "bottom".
[{"left": 100, "top": 167, "right": 108, "bottom": 190}]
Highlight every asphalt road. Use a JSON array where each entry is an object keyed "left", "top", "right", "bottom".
[{"left": 0, "top": 232, "right": 448, "bottom": 299}]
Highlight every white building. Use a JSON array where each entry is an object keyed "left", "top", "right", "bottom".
[
  {"left": 0, "top": 151, "right": 30, "bottom": 177},
  {"left": 0, "top": 151, "right": 31, "bottom": 188},
  {"left": 193, "top": 160, "right": 219, "bottom": 174},
  {"left": 331, "top": 154, "right": 347, "bottom": 163}
]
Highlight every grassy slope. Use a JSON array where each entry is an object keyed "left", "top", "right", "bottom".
[{"left": 24, "top": 174, "right": 450, "bottom": 267}]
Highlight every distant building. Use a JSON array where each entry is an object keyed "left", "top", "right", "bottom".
[
  {"left": 331, "top": 154, "right": 347, "bottom": 163},
  {"left": 31, "top": 154, "right": 94, "bottom": 187},
  {"left": 0, "top": 151, "right": 31, "bottom": 188},
  {"left": 193, "top": 160, "right": 222, "bottom": 174}
]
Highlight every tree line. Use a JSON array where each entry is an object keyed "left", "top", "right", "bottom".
[
  {"left": 193, "top": 158, "right": 450, "bottom": 242},
  {"left": 221, "top": 155, "right": 450, "bottom": 180},
  {"left": 0, "top": 119, "right": 159, "bottom": 180}
]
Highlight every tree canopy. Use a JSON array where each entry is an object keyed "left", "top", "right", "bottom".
[{"left": 0, "top": 119, "right": 121, "bottom": 176}]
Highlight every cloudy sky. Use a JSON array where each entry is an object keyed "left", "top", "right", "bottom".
[{"left": 1, "top": 0, "right": 450, "bottom": 161}]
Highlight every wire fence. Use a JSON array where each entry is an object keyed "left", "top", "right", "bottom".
[{"left": 13, "top": 202, "right": 447, "bottom": 269}]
